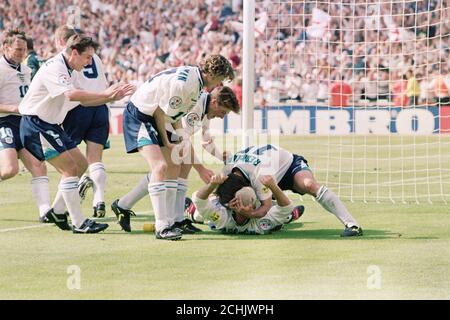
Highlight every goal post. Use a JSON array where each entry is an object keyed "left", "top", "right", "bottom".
[{"left": 243, "top": 0, "right": 256, "bottom": 148}]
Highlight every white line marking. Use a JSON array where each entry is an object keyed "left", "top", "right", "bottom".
[
  {"left": 0, "top": 210, "right": 154, "bottom": 233},
  {"left": 0, "top": 224, "right": 51, "bottom": 233}
]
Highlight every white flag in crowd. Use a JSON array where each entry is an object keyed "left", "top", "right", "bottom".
[
  {"left": 383, "top": 15, "right": 414, "bottom": 42},
  {"left": 229, "top": 12, "right": 268, "bottom": 38},
  {"left": 306, "top": 8, "right": 331, "bottom": 38}
]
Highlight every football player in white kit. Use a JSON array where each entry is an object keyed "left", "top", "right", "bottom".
[
  {"left": 189, "top": 173, "right": 304, "bottom": 235},
  {"left": 111, "top": 86, "right": 239, "bottom": 235},
  {"left": 214, "top": 144, "right": 363, "bottom": 237},
  {"left": 113, "top": 55, "right": 234, "bottom": 240},
  {"left": 0, "top": 29, "right": 52, "bottom": 223},
  {"left": 50, "top": 26, "right": 111, "bottom": 219},
  {"left": 19, "top": 34, "right": 134, "bottom": 233}
]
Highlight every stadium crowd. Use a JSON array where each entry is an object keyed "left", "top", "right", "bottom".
[{"left": 1, "top": 0, "right": 449, "bottom": 107}]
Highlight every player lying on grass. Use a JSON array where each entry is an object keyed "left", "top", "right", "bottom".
[
  {"left": 213, "top": 144, "right": 363, "bottom": 237},
  {"left": 185, "top": 173, "right": 304, "bottom": 234},
  {"left": 111, "top": 86, "right": 239, "bottom": 235}
]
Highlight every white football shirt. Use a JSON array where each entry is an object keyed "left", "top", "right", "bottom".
[
  {"left": 130, "top": 66, "right": 204, "bottom": 123},
  {"left": 73, "top": 54, "right": 108, "bottom": 92},
  {"left": 18, "top": 52, "right": 79, "bottom": 124},
  {"left": 192, "top": 191, "right": 294, "bottom": 235},
  {"left": 181, "top": 92, "right": 210, "bottom": 136},
  {"left": 222, "top": 145, "right": 294, "bottom": 201},
  {"left": 0, "top": 56, "right": 31, "bottom": 117}
]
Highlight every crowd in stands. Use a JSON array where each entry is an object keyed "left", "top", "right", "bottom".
[{"left": 1, "top": 0, "right": 449, "bottom": 107}]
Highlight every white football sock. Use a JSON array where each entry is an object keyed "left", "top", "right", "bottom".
[
  {"left": 59, "top": 177, "right": 85, "bottom": 228},
  {"left": 89, "top": 162, "right": 106, "bottom": 206},
  {"left": 165, "top": 180, "right": 178, "bottom": 226},
  {"left": 316, "top": 185, "right": 359, "bottom": 228},
  {"left": 52, "top": 189, "right": 66, "bottom": 215},
  {"left": 31, "top": 176, "right": 51, "bottom": 217},
  {"left": 148, "top": 182, "right": 168, "bottom": 231},
  {"left": 118, "top": 173, "right": 150, "bottom": 209},
  {"left": 174, "top": 178, "right": 188, "bottom": 223}
]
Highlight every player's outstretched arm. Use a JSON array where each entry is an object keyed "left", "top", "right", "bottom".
[
  {"left": 196, "top": 173, "right": 227, "bottom": 200},
  {"left": 0, "top": 104, "right": 18, "bottom": 113},
  {"left": 65, "top": 83, "right": 135, "bottom": 106},
  {"left": 259, "top": 175, "right": 291, "bottom": 207}
]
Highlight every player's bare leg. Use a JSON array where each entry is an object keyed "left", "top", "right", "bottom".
[
  {"left": 292, "top": 170, "right": 362, "bottom": 237},
  {"left": 0, "top": 148, "right": 19, "bottom": 180}
]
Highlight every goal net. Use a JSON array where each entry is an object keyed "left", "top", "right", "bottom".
[{"left": 239, "top": 0, "right": 450, "bottom": 203}]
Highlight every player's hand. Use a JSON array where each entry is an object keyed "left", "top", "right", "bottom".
[
  {"left": 210, "top": 173, "right": 227, "bottom": 186},
  {"left": 259, "top": 175, "right": 277, "bottom": 189},
  {"left": 229, "top": 197, "right": 253, "bottom": 218},
  {"left": 197, "top": 167, "right": 214, "bottom": 184},
  {"left": 104, "top": 82, "right": 122, "bottom": 97},
  {"left": 111, "top": 83, "right": 136, "bottom": 100}
]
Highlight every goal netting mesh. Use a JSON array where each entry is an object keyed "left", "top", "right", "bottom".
[{"left": 250, "top": 0, "right": 450, "bottom": 203}]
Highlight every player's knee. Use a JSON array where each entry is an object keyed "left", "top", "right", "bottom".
[
  {"left": 303, "top": 178, "right": 320, "bottom": 195},
  {"left": 78, "top": 160, "right": 88, "bottom": 177},
  {"left": 0, "top": 164, "right": 19, "bottom": 180},
  {"left": 153, "top": 162, "right": 168, "bottom": 176},
  {"left": 64, "top": 162, "right": 79, "bottom": 177},
  {"left": 28, "top": 161, "right": 47, "bottom": 177}
]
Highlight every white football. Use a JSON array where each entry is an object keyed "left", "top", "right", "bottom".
[{"left": 235, "top": 187, "right": 257, "bottom": 207}]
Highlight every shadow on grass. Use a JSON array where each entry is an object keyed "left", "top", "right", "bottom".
[
  {"left": 81, "top": 217, "right": 438, "bottom": 240},
  {"left": 0, "top": 218, "right": 39, "bottom": 223},
  {"left": 186, "top": 226, "right": 407, "bottom": 240},
  {"left": 95, "top": 219, "right": 405, "bottom": 240}
]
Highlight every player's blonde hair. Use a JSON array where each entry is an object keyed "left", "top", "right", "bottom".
[
  {"left": 199, "top": 54, "right": 235, "bottom": 81},
  {"left": 214, "top": 86, "right": 240, "bottom": 114},
  {"left": 55, "top": 25, "right": 79, "bottom": 44},
  {"left": 2, "top": 29, "right": 27, "bottom": 46}
]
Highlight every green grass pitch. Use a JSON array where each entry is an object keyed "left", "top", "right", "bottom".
[{"left": 0, "top": 135, "right": 449, "bottom": 299}]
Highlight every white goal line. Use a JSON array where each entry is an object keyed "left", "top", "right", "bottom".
[{"left": 0, "top": 211, "right": 153, "bottom": 234}]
